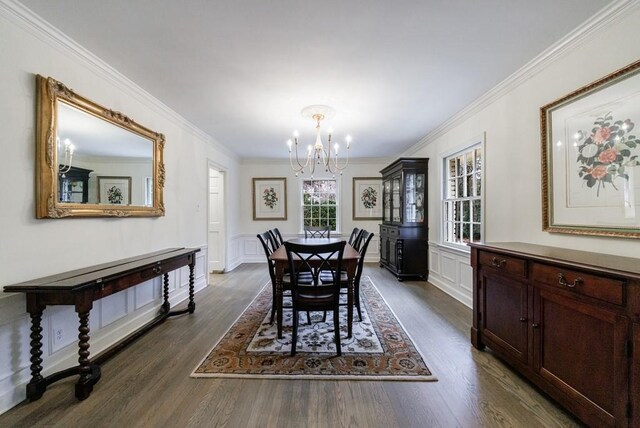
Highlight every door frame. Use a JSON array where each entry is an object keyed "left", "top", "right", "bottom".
[{"left": 207, "top": 159, "right": 227, "bottom": 275}]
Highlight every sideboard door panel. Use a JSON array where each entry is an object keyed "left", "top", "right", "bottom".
[
  {"left": 534, "top": 288, "right": 629, "bottom": 426},
  {"left": 482, "top": 272, "right": 528, "bottom": 364}
]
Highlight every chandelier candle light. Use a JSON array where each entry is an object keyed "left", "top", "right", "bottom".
[
  {"left": 287, "top": 105, "right": 351, "bottom": 177},
  {"left": 58, "top": 137, "right": 75, "bottom": 176}
]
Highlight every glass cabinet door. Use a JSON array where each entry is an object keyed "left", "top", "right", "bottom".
[
  {"left": 383, "top": 179, "right": 391, "bottom": 222},
  {"left": 404, "top": 172, "right": 425, "bottom": 223},
  {"left": 392, "top": 176, "right": 401, "bottom": 222}
]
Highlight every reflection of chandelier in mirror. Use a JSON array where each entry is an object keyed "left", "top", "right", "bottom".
[
  {"left": 58, "top": 137, "right": 75, "bottom": 176},
  {"left": 287, "top": 105, "right": 351, "bottom": 177}
]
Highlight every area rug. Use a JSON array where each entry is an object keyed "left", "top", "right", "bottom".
[{"left": 191, "top": 276, "right": 436, "bottom": 381}]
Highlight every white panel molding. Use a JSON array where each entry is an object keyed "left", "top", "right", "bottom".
[
  {"left": 0, "top": 0, "right": 238, "bottom": 161},
  {"left": 227, "top": 235, "right": 243, "bottom": 272},
  {"left": 403, "top": 0, "right": 637, "bottom": 156},
  {"left": 232, "top": 233, "right": 380, "bottom": 265},
  {"left": 427, "top": 242, "right": 473, "bottom": 308}
]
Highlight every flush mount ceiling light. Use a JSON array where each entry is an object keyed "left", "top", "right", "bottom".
[{"left": 287, "top": 105, "right": 351, "bottom": 177}]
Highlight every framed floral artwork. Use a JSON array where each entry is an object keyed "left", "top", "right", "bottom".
[
  {"left": 353, "top": 177, "right": 383, "bottom": 220},
  {"left": 541, "top": 59, "right": 640, "bottom": 238},
  {"left": 98, "top": 176, "right": 132, "bottom": 205},
  {"left": 252, "top": 177, "right": 287, "bottom": 220}
]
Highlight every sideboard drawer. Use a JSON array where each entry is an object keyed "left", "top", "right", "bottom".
[
  {"left": 532, "top": 263, "right": 624, "bottom": 305},
  {"left": 478, "top": 251, "right": 526, "bottom": 278}
]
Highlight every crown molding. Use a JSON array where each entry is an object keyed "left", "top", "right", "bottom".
[
  {"left": 403, "top": 0, "right": 639, "bottom": 156},
  {"left": 0, "top": 0, "right": 239, "bottom": 162}
]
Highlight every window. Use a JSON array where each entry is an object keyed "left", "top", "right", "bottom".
[
  {"left": 443, "top": 143, "right": 482, "bottom": 246},
  {"left": 301, "top": 179, "right": 339, "bottom": 231}
]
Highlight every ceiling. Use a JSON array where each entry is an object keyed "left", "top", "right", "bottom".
[{"left": 21, "top": 0, "right": 613, "bottom": 160}]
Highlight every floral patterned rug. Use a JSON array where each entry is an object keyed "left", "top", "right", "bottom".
[{"left": 191, "top": 277, "right": 436, "bottom": 380}]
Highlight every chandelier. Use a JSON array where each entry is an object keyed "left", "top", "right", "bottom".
[{"left": 287, "top": 105, "right": 351, "bottom": 177}]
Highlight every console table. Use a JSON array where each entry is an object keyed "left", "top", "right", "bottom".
[{"left": 3, "top": 247, "right": 200, "bottom": 401}]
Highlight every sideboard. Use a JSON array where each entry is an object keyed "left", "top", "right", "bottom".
[
  {"left": 469, "top": 242, "right": 640, "bottom": 427},
  {"left": 3, "top": 247, "right": 200, "bottom": 401}
]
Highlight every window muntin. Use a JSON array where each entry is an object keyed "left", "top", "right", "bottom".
[
  {"left": 443, "top": 145, "right": 482, "bottom": 245},
  {"left": 302, "top": 179, "right": 338, "bottom": 231}
]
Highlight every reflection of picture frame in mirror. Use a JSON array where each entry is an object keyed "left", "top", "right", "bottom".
[
  {"left": 35, "top": 75, "right": 165, "bottom": 218},
  {"left": 98, "top": 176, "right": 132, "bottom": 205}
]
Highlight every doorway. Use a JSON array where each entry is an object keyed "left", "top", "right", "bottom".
[{"left": 208, "top": 162, "right": 226, "bottom": 274}]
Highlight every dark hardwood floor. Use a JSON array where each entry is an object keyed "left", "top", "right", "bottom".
[{"left": 0, "top": 264, "right": 581, "bottom": 427}]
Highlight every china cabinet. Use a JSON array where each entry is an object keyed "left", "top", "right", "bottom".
[
  {"left": 470, "top": 242, "right": 640, "bottom": 427},
  {"left": 379, "top": 158, "right": 429, "bottom": 280},
  {"left": 58, "top": 166, "right": 92, "bottom": 203}
]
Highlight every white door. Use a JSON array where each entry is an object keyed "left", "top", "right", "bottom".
[{"left": 208, "top": 165, "right": 225, "bottom": 273}]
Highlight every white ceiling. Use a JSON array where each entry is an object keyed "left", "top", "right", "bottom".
[{"left": 21, "top": 0, "right": 613, "bottom": 160}]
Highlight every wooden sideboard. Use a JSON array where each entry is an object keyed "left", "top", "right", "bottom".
[
  {"left": 469, "top": 242, "right": 640, "bottom": 427},
  {"left": 3, "top": 247, "right": 200, "bottom": 401}
]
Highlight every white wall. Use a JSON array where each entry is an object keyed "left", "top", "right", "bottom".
[
  {"left": 410, "top": 2, "right": 640, "bottom": 308},
  {"left": 0, "top": 1, "right": 240, "bottom": 414},
  {"left": 235, "top": 158, "right": 390, "bottom": 266}
]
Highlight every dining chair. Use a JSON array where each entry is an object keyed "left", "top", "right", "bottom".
[
  {"left": 304, "top": 225, "right": 331, "bottom": 238},
  {"left": 320, "top": 230, "right": 374, "bottom": 322},
  {"left": 257, "top": 231, "right": 281, "bottom": 324},
  {"left": 347, "top": 227, "right": 361, "bottom": 246},
  {"left": 284, "top": 240, "right": 345, "bottom": 356},
  {"left": 269, "top": 228, "right": 284, "bottom": 247},
  {"left": 257, "top": 232, "right": 311, "bottom": 326}
]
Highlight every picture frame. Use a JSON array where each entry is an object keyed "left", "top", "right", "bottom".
[
  {"left": 541, "top": 59, "right": 640, "bottom": 238},
  {"left": 98, "top": 176, "right": 132, "bottom": 205},
  {"left": 252, "top": 177, "right": 287, "bottom": 220},
  {"left": 353, "top": 177, "right": 383, "bottom": 220}
]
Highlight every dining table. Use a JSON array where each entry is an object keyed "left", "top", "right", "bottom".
[{"left": 269, "top": 237, "right": 360, "bottom": 340}]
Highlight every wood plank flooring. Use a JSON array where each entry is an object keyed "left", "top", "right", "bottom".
[{"left": 0, "top": 264, "right": 582, "bottom": 427}]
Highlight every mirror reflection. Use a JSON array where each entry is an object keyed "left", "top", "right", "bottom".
[{"left": 57, "top": 102, "right": 154, "bottom": 206}]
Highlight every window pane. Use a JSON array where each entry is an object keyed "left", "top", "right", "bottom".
[
  {"left": 462, "top": 200, "right": 470, "bottom": 222},
  {"left": 466, "top": 174, "right": 473, "bottom": 197},
  {"left": 457, "top": 177, "right": 464, "bottom": 198},
  {"left": 473, "top": 199, "right": 481, "bottom": 222},
  {"left": 449, "top": 159, "right": 456, "bottom": 178},
  {"left": 472, "top": 223, "right": 482, "bottom": 242},
  {"left": 457, "top": 155, "right": 464, "bottom": 176},
  {"left": 475, "top": 148, "right": 482, "bottom": 172},
  {"left": 454, "top": 201, "right": 461, "bottom": 221},
  {"left": 453, "top": 222, "right": 462, "bottom": 243},
  {"left": 462, "top": 222, "right": 470, "bottom": 242},
  {"left": 448, "top": 178, "right": 456, "bottom": 198},
  {"left": 466, "top": 152, "right": 474, "bottom": 173},
  {"left": 475, "top": 174, "right": 481, "bottom": 197}
]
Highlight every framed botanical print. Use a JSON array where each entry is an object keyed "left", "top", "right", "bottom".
[
  {"left": 353, "top": 177, "right": 383, "bottom": 220},
  {"left": 252, "top": 177, "right": 287, "bottom": 220},
  {"left": 98, "top": 176, "right": 132, "bottom": 205},
  {"left": 541, "top": 59, "right": 640, "bottom": 238}
]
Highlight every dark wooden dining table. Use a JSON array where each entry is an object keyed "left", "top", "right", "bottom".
[{"left": 269, "top": 237, "right": 360, "bottom": 340}]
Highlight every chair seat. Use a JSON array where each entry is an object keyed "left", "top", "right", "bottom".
[
  {"left": 319, "top": 270, "right": 348, "bottom": 284},
  {"left": 283, "top": 272, "right": 314, "bottom": 285}
]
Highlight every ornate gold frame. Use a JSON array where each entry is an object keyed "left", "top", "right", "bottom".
[
  {"left": 540, "top": 59, "right": 640, "bottom": 238},
  {"left": 36, "top": 75, "right": 165, "bottom": 218}
]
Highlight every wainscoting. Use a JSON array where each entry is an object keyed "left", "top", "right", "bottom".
[
  {"left": 427, "top": 242, "right": 472, "bottom": 308},
  {"left": 229, "top": 233, "right": 381, "bottom": 267},
  {"left": 0, "top": 247, "right": 208, "bottom": 414}
]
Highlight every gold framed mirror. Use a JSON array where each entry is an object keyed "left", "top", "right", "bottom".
[{"left": 36, "top": 75, "right": 165, "bottom": 218}]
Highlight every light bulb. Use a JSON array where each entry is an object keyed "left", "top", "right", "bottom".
[
  {"left": 293, "top": 130, "right": 299, "bottom": 138},
  {"left": 334, "top": 143, "right": 339, "bottom": 153},
  {"left": 287, "top": 139, "right": 292, "bottom": 149}
]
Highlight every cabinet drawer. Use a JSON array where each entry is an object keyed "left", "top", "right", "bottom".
[
  {"left": 387, "top": 227, "right": 399, "bottom": 237},
  {"left": 478, "top": 251, "right": 526, "bottom": 278},
  {"left": 532, "top": 263, "right": 624, "bottom": 306}
]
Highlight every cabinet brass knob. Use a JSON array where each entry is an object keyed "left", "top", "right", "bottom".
[
  {"left": 531, "top": 323, "right": 539, "bottom": 328},
  {"left": 519, "top": 317, "right": 526, "bottom": 322}
]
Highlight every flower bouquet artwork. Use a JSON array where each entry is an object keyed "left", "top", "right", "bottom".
[
  {"left": 98, "top": 176, "right": 132, "bottom": 205},
  {"left": 353, "top": 177, "right": 382, "bottom": 220},
  {"left": 541, "top": 59, "right": 640, "bottom": 238},
  {"left": 253, "top": 178, "right": 287, "bottom": 220}
]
